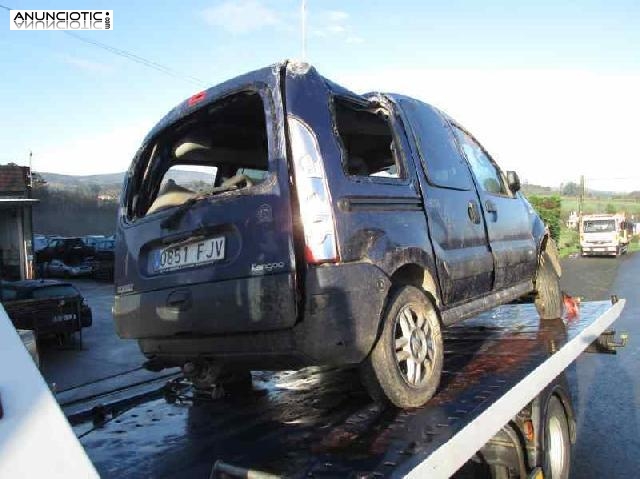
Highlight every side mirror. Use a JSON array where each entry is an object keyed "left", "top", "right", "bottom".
[{"left": 507, "top": 171, "right": 520, "bottom": 193}]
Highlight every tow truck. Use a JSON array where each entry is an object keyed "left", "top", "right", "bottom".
[{"left": 0, "top": 298, "right": 627, "bottom": 478}]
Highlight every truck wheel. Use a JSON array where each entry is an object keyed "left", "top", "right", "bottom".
[
  {"left": 361, "top": 285, "right": 443, "bottom": 408},
  {"left": 543, "top": 395, "right": 571, "bottom": 479},
  {"left": 535, "top": 249, "right": 562, "bottom": 320}
]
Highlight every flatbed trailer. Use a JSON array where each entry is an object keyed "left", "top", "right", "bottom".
[{"left": 65, "top": 299, "right": 626, "bottom": 478}]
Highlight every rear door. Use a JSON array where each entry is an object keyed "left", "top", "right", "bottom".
[
  {"left": 117, "top": 67, "right": 299, "bottom": 333},
  {"left": 396, "top": 98, "right": 494, "bottom": 305},
  {"left": 450, "top": 125, "right": 537, "bottom": 290}
]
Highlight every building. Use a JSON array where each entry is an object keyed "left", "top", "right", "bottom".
[
  {"left": 0, "top": 164, "right": 38, "bottom": 280},
  {"left": 566, "top": 210, "right": 579, "bottom": 229}
]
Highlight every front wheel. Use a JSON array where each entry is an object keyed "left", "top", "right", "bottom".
[
  {"left": 543, "top": 395, "right": 571, "bottom": 479},
  {"left": 535, "top": 247, "right": 563, "bottom": 320},
  {"left": 361, "top": 285, "right": 443, "bottom": 408}
]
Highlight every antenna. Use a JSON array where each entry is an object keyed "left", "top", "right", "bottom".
[{"left": 301, "top": 0, "right": 307, "bottom": 61}]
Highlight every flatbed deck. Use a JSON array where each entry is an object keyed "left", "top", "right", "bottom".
[{"left": 74, "top": 300, "right": 624, "bottom": 478}]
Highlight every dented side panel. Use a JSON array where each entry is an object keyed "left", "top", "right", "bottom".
[
  {"left": 284, "top": 66, "right": 440, "bottom": 304},
  {"left": 391, "top": 96, "right": 495, "bottom": 305}
]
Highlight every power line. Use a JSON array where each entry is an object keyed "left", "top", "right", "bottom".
[
  {"left": 62, "top": 31, "right": 206, "bottom": 86},
  {"left": 0, "top": 4, "right": 206, "bottom": 87}
]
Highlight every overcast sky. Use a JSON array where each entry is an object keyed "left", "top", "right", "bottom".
[{"left": 1, "top": 0, "right": 639, "bottom": 191}]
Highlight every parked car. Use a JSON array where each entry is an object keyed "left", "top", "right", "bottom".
[
  {"left": 36, "top": 237, "right": 95, "bottom": 277},
  {"left": 1, "top": 279, "right": 92, "bottom": 340},
  {"left": 90, "top": 238, "right": 115, "bottom": 280},
  {"left": 44, "top": 259, "right": 93, "bottom": 278},
  {"left": 81, "top": 235, "right": 106, "bottom": 249},
  {"left": 112, "top": 62, "right": 562, "bottom": 408}
]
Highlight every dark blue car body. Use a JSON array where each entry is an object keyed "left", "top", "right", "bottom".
[{"left": 113, "top": 61, "right": 549, "bottom": 374}]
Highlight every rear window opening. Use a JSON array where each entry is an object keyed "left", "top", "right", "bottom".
[
  {"left": 130, "top": 91, "right": 269, "bottom": 218},
  {"left": 334, "top": 99, "right": 402, "bottom": 179}
]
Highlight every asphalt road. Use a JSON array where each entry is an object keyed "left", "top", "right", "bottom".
[
  {"left": 37, "top": 254, "right": 639, "bottom": 477},
  {"left": 38, "top": 279, "right": 151, "bottom": 393},
  {"left": 561, "top": 253, "right": 640, "bottom": 478}
]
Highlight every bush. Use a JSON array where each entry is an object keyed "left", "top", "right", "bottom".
[{"left": 527, "top": 195, "right": 562, "bottom": 242}]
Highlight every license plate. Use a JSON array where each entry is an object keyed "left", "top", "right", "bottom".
[
  {"left": 152, "top": 237, "right": 225, "bottom": 272},
  {"left": 53, "top": 314, "right": 75, "bottom": 323}
]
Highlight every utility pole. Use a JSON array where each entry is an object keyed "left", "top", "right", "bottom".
[
  {"left": 28, "top": 150, "right": 33, "bottom": 187},
  {"left": 578, "top": 174, "right": 585, "bottom": 219}
]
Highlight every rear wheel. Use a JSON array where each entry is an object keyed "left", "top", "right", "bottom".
[
  {"left": 543, "top": 395, "right": 571, "bottom": 479},
  {"left": 361, "top": 285, "right": 443, "bottom": 408},
  {"left": 535, "top": 246, "right": 563, "bottom": 320}
]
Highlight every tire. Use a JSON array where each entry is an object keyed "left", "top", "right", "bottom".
[
  {"left": 543, "top": 395, "right": 571, "bottom": 479},
  {"left": 360, "top": 285, "right": 443, "bottom": 408},
  {"left": 535, "top": 248, "right": 563, "bottom": 320}
]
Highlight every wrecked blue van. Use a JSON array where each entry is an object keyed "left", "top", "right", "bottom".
[{"left": 113, "top": 61, "right": 561, "bottom": 407}]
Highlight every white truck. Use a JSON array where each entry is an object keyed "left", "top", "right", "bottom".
[{"left": 580, "top": 213, "right": 632, "bottom": 257}]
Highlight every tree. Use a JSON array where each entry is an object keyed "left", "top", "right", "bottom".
[
  {"left": 562, "top": 182, "right": 580, "bottom": 196},
  {"left": 527, "top": 195, "right": 562, "bottom": 242}
]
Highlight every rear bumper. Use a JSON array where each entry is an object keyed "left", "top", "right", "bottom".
[
  {"left": 9, "top": 308, "right": 91, "bottom": 334},
  {"left": 114, "top": 272, "right": 298, "bottom": 338},
  {"left": 123, "top": 262, "right": 391, "bottom": 369},
  {"left": 581, "top": 245, "right": 618, "bottom": 256}
]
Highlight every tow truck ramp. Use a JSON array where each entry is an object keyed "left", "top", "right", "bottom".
[{"left": 0, "top": 300, "right": 626, "bottom": 478}]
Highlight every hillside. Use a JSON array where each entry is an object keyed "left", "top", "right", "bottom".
[
  {"left": 41, "top": 171, "right": 125, "bottom": 187},
  {"left": 39, "top": 170, "right": 211, "bottom": 190}
]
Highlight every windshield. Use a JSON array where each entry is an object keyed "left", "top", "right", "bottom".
[{"left": 583, "top": 219, "right": 616, "bottom": 233}]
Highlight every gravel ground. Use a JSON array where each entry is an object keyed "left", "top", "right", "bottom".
[{"left": 38, "top": 279, "right": 152, "bottom": 392}]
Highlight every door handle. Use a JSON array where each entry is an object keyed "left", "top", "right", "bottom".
[
  {"left": 467, "top": 201, "right": 481, "bottom": 224},
  {"left": 485, "top": 200, "right": 497, "bottom": 213}
]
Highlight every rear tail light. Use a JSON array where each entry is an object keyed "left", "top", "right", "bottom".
[{"left": 287, "top": 116, "right": 338, "bottom": 264}]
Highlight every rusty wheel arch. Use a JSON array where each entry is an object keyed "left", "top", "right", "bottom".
[
  {"left": 389, "top": 263, "right": 442, "bottom": 311},
  {"left": 364, "top": 262, "right": 443, "bottom": 361}
]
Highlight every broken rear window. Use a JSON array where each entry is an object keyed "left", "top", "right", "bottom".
[
  {"left": 334, "top": 99, "right": 403, "bottom": 179},
  {"left": 128, "top": 91, "right": 269, "bottom": 218}
]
